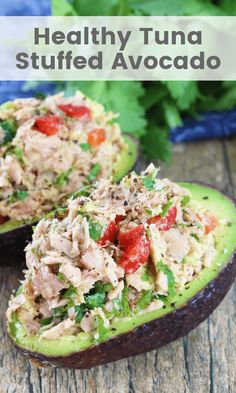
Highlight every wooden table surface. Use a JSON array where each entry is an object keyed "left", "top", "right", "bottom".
[{"left": 0, "top": 139, "right": 235, "bottom": 393}]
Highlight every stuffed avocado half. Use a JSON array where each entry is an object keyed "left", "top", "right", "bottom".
[
  {"left": 7, "top": 165, "right": 236, "bottom": 369},
  {"left": 0, "top": 92, "right": 137, "bottom": 262}
]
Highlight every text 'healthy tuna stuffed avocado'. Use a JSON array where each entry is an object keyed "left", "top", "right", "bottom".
[
  {"left": 0, "top": 91, "right": 136, "bottom": 261},
  {"left": 7, "top": 165, "right": 236, "bottom": 368}
]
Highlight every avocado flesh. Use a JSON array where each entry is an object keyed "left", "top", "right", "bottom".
[
  {"left": 0, "top": 135, "right": 137, "bottom": 236},
  {"left": 8, "top": 182, "right": 236, "bottom": 358}
]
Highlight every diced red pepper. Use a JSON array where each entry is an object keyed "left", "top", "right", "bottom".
[
  {"left": 115, "top": 214, "right": 126, "bottom": 224},
  {"left": 147, "top": 206, "right": 177, "bottom": 231},
  {"left": 34, "top": 115, "right": 62, "bottom": 136},
  {"left": 118, "top": 234, "right": 150, "bottom": 274},
  {"left": 88, "top": 128, "right": 106, "bottom": 147},
  {"left": 58, "top": 104, "right": 91, "bottom": 119},
  {"left": 204, "top": 214, "right": 218, "bottom": 235},
  {"left": 118, "top": 225, "right": 144, "bottom": 249},
  {"left": 99, "top": 221, "right": 118, "bottom": 246},
  {"left": 0, "top": 215, "right": 6, "bottom": 225}
]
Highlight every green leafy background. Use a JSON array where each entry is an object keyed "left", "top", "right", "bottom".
[{"left": 51, "top": 0, "right": 236, "bottom": 162}]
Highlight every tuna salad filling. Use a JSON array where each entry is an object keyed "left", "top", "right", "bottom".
[
  {"left": 0, "top": 91, "right": 126, "bottom": 223},
  {"left": 7, "top": 164, "right": 218, "bottom": 341}
]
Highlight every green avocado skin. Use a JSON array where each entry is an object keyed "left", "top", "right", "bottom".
[
  {"left": 13, "top": 250, "right": 236, "bottom": 369},
  {"left": 8, "top": 183, "right": 236, "bottom": 369},
  {"left": 0, "top": 136, "right": 137, "bottom": 264}
]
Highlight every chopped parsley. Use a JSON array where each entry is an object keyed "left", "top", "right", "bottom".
[{"left": 156, "top": 260, "right": 176, "bottom": 297}]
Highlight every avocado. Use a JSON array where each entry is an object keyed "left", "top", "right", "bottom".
[
  {"left": 7, "top": 182, "right": 236, "bottom": 369},
  {"left": 0, "top": 135, "right": 137, "bottom": 264}
]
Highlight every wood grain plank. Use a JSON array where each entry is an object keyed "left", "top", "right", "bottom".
[{"left": 0, "top": 139, "right": 235, "bottom": 393}]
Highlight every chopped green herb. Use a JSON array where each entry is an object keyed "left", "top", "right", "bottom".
[
  {"left": 85, "top": 292, "right": 106, "bottom": 309},
  {"left": 121, "top": 286, "right": 130, "bottom": 317},
  {"left": 62, "top": 285, "right": 77, "bottom": 299},
  {"left": 89, "top": 220, "right": 103, "bottom": 242},
  {"left": 75, "top": 305, "right": 86, "bottom": 324},
  {"left": 57, "top": 272, "right": 66, "bottom": 281},
  {"left": 0, "top": 119, "right": 17, "bottom": 144},
  {"left": 55, "top": 168, "right": 73, "bottom": 187},
  {"left": 8, "top": 146, "right": 25, "bottom": 164},
  {"left": 87, "top": 163, "right": 101, "bottom": 183},
  {"left": 71, "top": 185, "right": 91, "bottom": 200},
  {"left": 160, "top": 200, "right": 173, "bottom": 218},
  {"left": 52, "top": 306, "right": 67, "bottom": 318},
  {"left": 93, "top": 281, "right": 113, "bottom": 293},
  {"left": 146, "top": 227, "right": 151, "bottom": 239},
  {"left": 8, "top": 190, "right": 28, "bottom": 204},
  {"left": 135, "top": 290, "right": 154, "bottom": 313},
  {"left": 80, "top": 143, "right": 91, "bottom": 152},
  {"left": 31, "top": 247, "right": 41, "bottom": 256},
  {"left": 156, "top": 260, "right": 176, "bottom": 297},
  {"left": 40, "top": 317, "right": 53, "bottom": 326},
  {"left": 141, "top": 168, "right": 158, "bottom": 191},
  {"left": 145, "top": 208, "right": 153, "bottom": 215},
  {"left": 181, "top": 195, "right": 190, "bottom": 206},
  {"left": 190, "top": 233, "right": 200, "bottom": 242}
]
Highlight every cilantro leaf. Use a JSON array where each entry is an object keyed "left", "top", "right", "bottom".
[
  {"left": 0, "top": 119, "right": 17, "bottom": 145},
  {"left": 141, "top": 127, "right": 171, "bottom": 163},
  {"left": 55, "top": 168, "right": 73, "bottom": 187},
  {"left": 8, "top": 190, "right": 28, "bottom": 204},
  {"left": 75, "top": 305, "right": 86, "bottom": 323},
  {"left": 51, "top": 0, "right": 76, "bottom": 15},
  {"left": 135, "top": 290, "right": 154, "bottom": 313},
  {"left": 89, "top": 220, "right": 103, "bottom": 242},
  {"left": 156, "top": 260, "right": 176, "bottom": 297},
  {"left": 87, "top": 163, "right": 101, "bottom": 183},
  {"left": 80, "top": 143, "right": 91, "bottom": 152}
]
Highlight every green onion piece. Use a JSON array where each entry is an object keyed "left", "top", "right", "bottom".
[{"left": 89, "top": 220, "right": 103, "bottom": 242}]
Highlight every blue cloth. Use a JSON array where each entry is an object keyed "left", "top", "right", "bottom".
[
  {"left": 170, "top": 109, "right": 236, "bottom": 143},
  {"left": 1, "top": 0, "right": 51, "bottom": 16}
]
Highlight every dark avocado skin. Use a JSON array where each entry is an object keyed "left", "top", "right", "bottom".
[
  {"left": 13, "top": 250, "right": 236, "bottom": 369},
  {"left": 10, "top": 184, "right": 236, "bottom": 369},
  {"left": 0, "top": 224, "right": 33, "bottom": 265}
]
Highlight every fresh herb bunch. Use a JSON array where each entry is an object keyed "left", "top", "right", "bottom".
[{"left": 50, "top": 0, "right": 236, "bottom": 162}]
